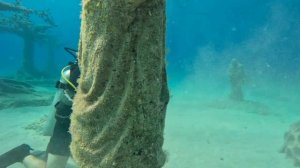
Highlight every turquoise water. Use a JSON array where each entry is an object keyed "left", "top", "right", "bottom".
[{"left": 0, "top": 0, "right": 300, "bottom": 167}]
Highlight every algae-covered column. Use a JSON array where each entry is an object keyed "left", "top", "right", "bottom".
[{"left": 70, "top": 0, "right": 169, "bottom": 168}]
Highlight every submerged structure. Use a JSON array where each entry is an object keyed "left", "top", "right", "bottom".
[
  {"left": 281, "top": 122, "right": 300, "bottom": 167},
  {"left": 0, "top": 0, "right": 56, "bottom": 79},
  {"left": 0, "top": 79, "right": 53, "bottom": 110},
  {"left": 0, "top": 1, "right": 57, "bottom": 110},
  {"left": 228, "top": 58, "right": 246, "bottom": 101},
  {"left": 70, "top": 0, "right": 169, "bottom": 167},
  {"left": 0, "top": 0, "right": 32, "bottom": 13}
]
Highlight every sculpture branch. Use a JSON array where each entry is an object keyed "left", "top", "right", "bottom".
[
  {"left": 0, "top": 0, "right": 32, "bottom": 13},
  {"left": 0, "top": 25, "right": 23, "bottom": 36}
]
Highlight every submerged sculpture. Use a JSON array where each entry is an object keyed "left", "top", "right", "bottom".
[
  {"left": 228, "top": 58, "right": 246, "bottom": 101},
  {"left": 0, "top": 78, "right": 35, "bottom": 95},
  {"left": 0, "top": 78, "right": 53, "bottom": 110},
  {"left": 0, "top": 0, "right": 56, "bottom": 79},
  {"left": 281, "top": 122, "right": 300, "bottom": 167},
  {"left": 70, "top": 0, "right": 169, "bottom": 167},
  {"left": 0, "top": 0, "right": 32, "bottom": 13}
]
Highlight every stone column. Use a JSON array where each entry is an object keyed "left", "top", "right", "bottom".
[
  {"left": 70, "top": 1, "right": 169, "bottom": 168},
  {"left": 18, "top": 33, "right": 37, "bottom": 78}
]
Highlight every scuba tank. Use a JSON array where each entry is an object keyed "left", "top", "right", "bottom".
[
  {"left": 43, "top": 48, "right": 80, "bottom": 136},
  {"left": 42, "top": 89, "right": 63, "bottom": 136}
]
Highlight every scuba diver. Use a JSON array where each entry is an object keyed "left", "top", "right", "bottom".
[{"left": 0, "top": 48, "right": 80, "bottom": 168}]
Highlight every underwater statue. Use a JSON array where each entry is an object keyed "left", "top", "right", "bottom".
[
  {"left": 281, "top": 122, "right": 300, "bottom": 167},
  {"left": 228, "top": 58, "right": 246, "bottom": 101},
  {"left": 70, "top": 0, "right": 169, "bottom": 168}
]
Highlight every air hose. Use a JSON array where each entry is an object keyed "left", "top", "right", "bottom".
[{"left": 61, "top": 65, "right": 77, "bottom": 91}]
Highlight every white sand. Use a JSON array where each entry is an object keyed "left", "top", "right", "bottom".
[
  {"left": 163, "top": 79, "right": 300, "bottom": 168},
  {"left": 0, "top": 106, "right": 76, "bottom": 168},
  {"left": 163, "top": 99, "right": 296, "bottom": 168}
]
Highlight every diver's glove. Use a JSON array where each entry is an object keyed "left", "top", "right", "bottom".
[{"left": 0, "top": 144, "right": 32, "bottom": 168}]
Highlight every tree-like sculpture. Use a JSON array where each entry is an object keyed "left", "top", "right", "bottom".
[
  {"left": 70, "top": 0, "right": 169, "bottom": 167},
  {"left": 0, "top": 0, "right": 32, "bottom": 13},
  {"left": 228, "top": 58, "right": 246, "bottom": 101},
  {"left": 0, "top": 1, "right": 56, "bottom": 79}
]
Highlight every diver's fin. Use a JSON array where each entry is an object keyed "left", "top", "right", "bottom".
[{"left": 0, "top": 144, "right": 32, "bottom": 168}]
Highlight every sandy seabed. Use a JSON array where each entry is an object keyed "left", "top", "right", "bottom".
[
  {"left": 0, "top": 79, "right": 299, "bottom": 168},
  {"left": 163, "top": 79, "right": 300, "bottom": 168},
  {"left": 0, "top": 99, "right": 77, "bottom": 167}
]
